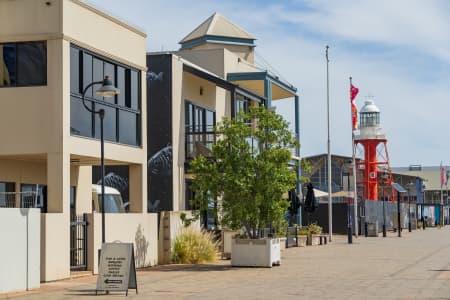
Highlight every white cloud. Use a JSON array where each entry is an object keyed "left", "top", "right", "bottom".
[{"left": 280, "top": 0, "right": 450, "bottom": 63}]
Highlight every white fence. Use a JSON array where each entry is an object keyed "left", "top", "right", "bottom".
[
  {"left": 0, "top": 208, "right": 40, "bottom": 293},
  {"left": 0, "top": 191, "right": 39, "bottom": 208}
]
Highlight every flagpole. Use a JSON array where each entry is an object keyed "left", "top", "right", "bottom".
[
  {"left": 441, "top": 162, "right": 444, "bottom": 227},
  {"left": 326, "top": 45, "right": 332, "bottom": 241},
  {"left": 350, "top": 77, "right": 359, "bottom": 237}
]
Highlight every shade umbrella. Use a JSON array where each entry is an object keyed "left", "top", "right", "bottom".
[
  {"left": 330, "top": 191, "right": 354, "bottom": 198},
  {"left": 313, "top": 188, "right": 329, "bottom": 198}
]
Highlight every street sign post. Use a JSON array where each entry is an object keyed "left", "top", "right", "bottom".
[{"left": 96, "top": 243, "right": 137, "bottom": 296}]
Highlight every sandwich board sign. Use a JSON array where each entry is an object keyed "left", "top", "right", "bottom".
[{"left": 96, "top": 242, "right": 138, "bottom": 296}]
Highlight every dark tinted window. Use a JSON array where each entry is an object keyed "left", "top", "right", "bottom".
[
  {"left": 1, "top": 44, "right": 16, "bottom": 86},
  {"left": 93, "top": 58, "right": 103, "bottom": 101},
  {"left": 125, "top": 69, "right": 131, "bottom": 108},
  {"left": 0, "top": 182, "right": 15, "bottom": 207},
  {"left": 70, "top": 47, "right": 79, "bottom": 94},
  {"left": 70, "top": 186, "right": 76, "bottom": 210},
  {"left": 131, "top": 70, "right": 139, "bottom": 109},
  {"left": 21, "top": 184, "right": 47, "bottom": 212},
  {"left": 119, "top": 111, "right": 137, "bottom": 145},
  {"left": 206, "top": 110, "right": 215, "bottom": 132},
  {"left": 186, "top": 102, "right": 215, "bottom": 133},
  {"left": 94, "top": 104, "right": 116, "bottom": 142},
  {"left": 117, "top": 66, "right": 126, "bottom": 106},
  {"left": 70, "top": 45, "right": 141, "bottom": 146},
  {"left": 70, "top": 96, "right": 92, "bottom": 137},
  {"left": 235, "top": 95, "right": 251, "bottom": 123},
  {"left": 235, "top": 96, "right": 249, "bottom": 116},
  {"left": 0, "top": 41, "right": 46, "bottom": 87},
  {"left": 194, "top": 106, "right": 203, "bottom": 132},
  {"left": 104, "top": 62, "right": 115, "bottom": 104},
  {"left": 83, "top": 53, "right": 93, "bottom": 98},
  {"left": 16, "top": 42, "right": 46, "bottom": 86},
  {"left": 185, "top": 102, "right": 216, "bottom": 159}
]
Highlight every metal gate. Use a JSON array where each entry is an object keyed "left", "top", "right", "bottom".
[
  {"left": 286, "top": 226, "right": 298, "bottom": 248},
  {"left": 70, "top": 214, "right": 88, "bottom": 271}
]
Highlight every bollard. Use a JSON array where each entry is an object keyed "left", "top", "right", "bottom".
[
  {"left": 347, "top": 226, "right": 353, "bottom": 244},
  {"left": 364, "top": 222, "right": 368, "bottom": 237}
]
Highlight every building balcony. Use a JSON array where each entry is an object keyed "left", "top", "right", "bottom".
[{"left": 185, "top": 132, "right": 215, "bottom": 160}]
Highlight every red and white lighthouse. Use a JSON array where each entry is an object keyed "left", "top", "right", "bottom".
[{"left": 354, "top": 100, "right": 392, "bottom": 201}]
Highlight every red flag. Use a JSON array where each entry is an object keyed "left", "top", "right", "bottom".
[
  {"left": 350, "top": 84, "right": 359, "bottom": 101},
  {"left": 351, "top": 103, "right": 358, "bottom": 130},
  {"left": 350, "top": 83, "right": 359, "bottom": 130},
  {"left": 441, "top": 163, "right": 447, "bottom": 186}
]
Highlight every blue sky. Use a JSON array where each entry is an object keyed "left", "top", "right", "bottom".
[{"left": 87, "top": 0, "right": 450, "bottom": 167}]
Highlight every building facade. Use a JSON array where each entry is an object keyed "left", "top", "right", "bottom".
[
  {"left": 302, "top": 154, "right": 423, "bottom": 233},
  {"left": 393, "top": 165, "right": 449, "bottom": 226},
  {"left": 146, "top": 13, "right": 300, "bottom": 217},
  {"left": 0, "top": 0, "right": 156, "bottom": 283}
]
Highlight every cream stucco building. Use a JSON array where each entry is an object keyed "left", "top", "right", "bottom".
[
  {"left": 0, "top": 0, "right": 157, "bottom": 284},
  {"left": 146, "top": 12, "right": 301, "bottom": 245},
  {"left": 0, "top": 4, "right": 301, "bottom": 286}
]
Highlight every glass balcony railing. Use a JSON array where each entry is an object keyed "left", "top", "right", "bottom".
[{"left": 185, "top": 132, "right": 216, "bottom": 159}]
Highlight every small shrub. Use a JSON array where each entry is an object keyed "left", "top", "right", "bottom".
[
  {"left": 417, "top": 221, "right": 423, "bottom": 229},
  {"left": 308, "top": 223, "right": 322, "bottom": 234},
  {"left": 297, "top": 228, "right": 310, "bottom": 235},
  {"left": 273, "top": 218, "right": 288, "bottom": 237},
  {"left": 179, "top": 212, "right": 196, "bottom": 227},
  {"left": 172, "top": 228, "right": 218, "bottom": 264}
]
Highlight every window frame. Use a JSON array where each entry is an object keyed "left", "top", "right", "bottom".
[
  {"left": 0, "top": 41, "right": 47, "bottom": 88},
  {"left": 70, "top": 44, "right": 142, "bottom": 146},
  {"left": 20, "top": 183, "right": 47, "bottom": 212},
  {"left": 0, "top": 182, "right": 15, "bottom": 207},
  {"left": 185, "top": 101, "right": 216, "bottom": 134},
  {"left": 185, "top": 100, "right": 216, "bottom": 159}
]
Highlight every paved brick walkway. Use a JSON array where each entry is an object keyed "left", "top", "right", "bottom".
[{"left": 3, "top": 227, "right": 450, "bottom": 299}]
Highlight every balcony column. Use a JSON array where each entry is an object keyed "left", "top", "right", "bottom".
[
  {"left": 264, "top": 78, "right": 272, "bottom": 108},
  {"left": 47, "top": 152, "right": 70, "bottom": 213},
  {"left": 129, "top": 163, "right": 147, "bottom": 213},
  {"left": 231, "top": 87, "right": 236, "bottom": 118}
]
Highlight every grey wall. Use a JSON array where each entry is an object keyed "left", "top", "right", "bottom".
[{"left": 302, "top": 201, "right": 417, "bottom": 234}]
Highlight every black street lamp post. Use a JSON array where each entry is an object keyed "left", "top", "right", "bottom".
[
  {"left": 422, "top": 184, "right": 426, "bottom": 230},
  {"left": 382, "top": 185, "right": 387, "bottom": 237},
  {"left": 381, "top": 171, "right": 388, "bottom": 238},
  {"left": 344, "top": 167, "right": 352, "bottom": 244},
  {"left": 407, "top": 182, "right": 413, "bottom": 232},
  {"left": 81, "top": 76, "right": 120, "bottom": 244},
  {"left": 408, "top": 195, "right": 412, "bottom": 232},
  {"left": 397, "top": 190, "right": 401, "bottom": 237}
]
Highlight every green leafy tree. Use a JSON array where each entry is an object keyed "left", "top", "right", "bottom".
[{"left": 190, "top": 106, "right": 298, "bottom": 239}]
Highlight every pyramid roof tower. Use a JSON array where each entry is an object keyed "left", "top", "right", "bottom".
[{"left": 179, "top": 12, "right": 256, "bottom": 49}]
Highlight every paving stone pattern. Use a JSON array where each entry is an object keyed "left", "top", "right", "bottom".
[{"left": 4, "top": 227, "right": 450, "bottom": 299}]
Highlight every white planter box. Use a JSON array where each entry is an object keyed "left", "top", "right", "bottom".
[
  {"left": 307, "top": 234, "right": 320, "bottom": 246},
  {"left": 297, "top": 235, "right": 307, "bottom": 247},
  {"left": 279, "top": 237, "right": 287, "bottom": 251},
  {"left": 231, "top": 238, "right": 281, "bottom": 267},
  {"left": 221, "top": 230, "right": 240, "bottom": 259}
]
